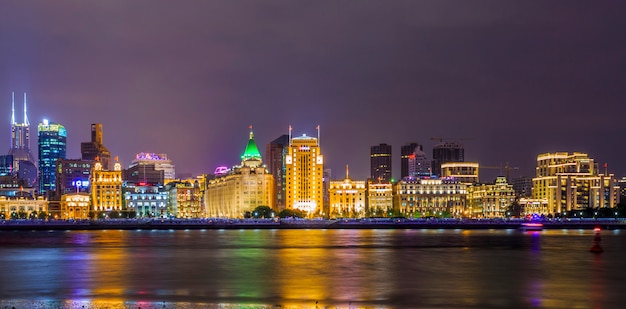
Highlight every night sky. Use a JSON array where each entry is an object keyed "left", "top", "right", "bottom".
[{"left": 1, "top": 1, "right": 625, "bottom": 181}]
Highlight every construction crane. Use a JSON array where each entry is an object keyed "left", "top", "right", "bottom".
[{"left": 479, "top": 162, "right": 519, "bottom": 181}]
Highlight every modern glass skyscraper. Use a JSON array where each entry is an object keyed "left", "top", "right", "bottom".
[{"left": 38, "top": 119, "right": 67, "bottom": 194}]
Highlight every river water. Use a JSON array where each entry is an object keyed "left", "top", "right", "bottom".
[{"left": 1, "top": 228, "right": 625, "bottom": 308}]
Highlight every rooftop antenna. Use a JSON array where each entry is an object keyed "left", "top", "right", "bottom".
[
  {"left": 288, "top": 125, "right": 292, "bottom": 146},
  {"left": 317, "top": 125, "right": 320, "bottom": 145}
]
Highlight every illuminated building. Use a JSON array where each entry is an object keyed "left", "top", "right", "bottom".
[
  {"left": 0, "top": 175, "right": 33, "bottom": 197},
  {"left": 205, "top": 128, "right": 274, "bottom": 218},
  {"left": 329, "top": 166, "right": 366, "bottom": 218},
  {"left": 90, "top": 157, "right": 123, "bottom": 212},
  {"left": 441, "top": 162, "right": 479, "bottom": 184},
  {"left": 466, "top": 177, "right": 515, "bottom": 218},
  {"left": 394, "top": 177, "right": 467, "bottom": 217},
  {"left": 124, "top": 183, "right": 169, "bottom": 218},
  {"left": 619, "top": 177, "right": 626, "bottom": 202},
  {"left": 55, "top": 159, "right": 93, "bottom": 196},
  {"left": 125, "top": 152, "right": 175, "bottom": 184},
  {"left": 168, "top": 179, "right": 203, "bottom": 218},
  {"left": 81, "top": 124, "right": 111, "bottom": 170},
  {"left": 37, "top": 119, "right": 67, "bottom": 194},
  {"left": 0, "top": 196, "right": 47, "bottom": 219},
  {"left": 265, "top": 134, "right": 289, "bottom": 211},
  {"left": 518, "top": 198, "right": 549, "bottom": 216},
  {"left": 432, "top": 141, "right": 464, "bottom": 177},
  {"left": 60, "top": 193, "right": 90, "bottom": 219},
  {"left": 8, "top": 92, "right": 37, "bottom": 187},
  {"left": 370, "top": 143, "right": 392, "bottom": 181},
  {"left": 532, "top": 152, "right": 620, "bottom": 214},
  {"left": 366, "top": 180, "right": 393, "bottom": 216},
  {"left": 0, "top": 155, "right": 13, "bottom": 176},
  {"left": 400, "top": 143, "right": 420, "bottom": 179},
  {"left": 285, "top": 127, "right": 324, "bottom": 216}
]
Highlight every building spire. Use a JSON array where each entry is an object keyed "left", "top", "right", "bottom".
[
  {"left": 11, "top": 92, "right": 15, "bottom": 125},
  {"left": 346, "top": 164, "right": 349, "bottom": 179},
  {"left": 23, "top": 92, "right": 29, "bottom": 126}
]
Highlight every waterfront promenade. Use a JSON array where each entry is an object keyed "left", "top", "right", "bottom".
[{"left": 1, "top": 217, "right": 624, "bottom": 231}]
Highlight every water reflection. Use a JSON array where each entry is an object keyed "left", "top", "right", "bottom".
[{"left": 1, "top": 229, "right": 626, "bottom": 308}]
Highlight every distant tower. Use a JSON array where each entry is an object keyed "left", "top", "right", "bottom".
[
  {"left": 81, "top": 123, "right": 111, "bottom": 170},
  {"left": 432, "top": 142, "right": 464, "bottom": 177},
  {"left": 370, "top": 143, "right": 392, "bottom": 182},
  {"left": 38, "top": 119, "right": 67, "bottom": 194},
  {"left": 285, "top": 126, "right": 324, "bottom": 216},
  {"left": 400, "top": 143, "right": 421, "bottom": 179},
  {"left": 265, "top": 134, "right": 290, "bottom": 211},
  {"left": 8, "top": 92, "right": 37, "bottom": 187}
]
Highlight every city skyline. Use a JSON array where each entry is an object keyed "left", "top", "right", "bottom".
[{"left": 1, "top": 1, "right": 625, "bottom": 180}]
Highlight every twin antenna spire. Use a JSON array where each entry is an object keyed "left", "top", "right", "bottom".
[{"left": 11, "top": 91, "right": 29, "bottom": 126}]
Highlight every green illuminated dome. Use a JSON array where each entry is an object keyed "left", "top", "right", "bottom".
[{"left": 241, "top": 130, "right": 262, "bottom": 161}]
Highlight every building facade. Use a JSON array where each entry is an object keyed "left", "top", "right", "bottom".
[
  {"left": 168, "top": 180, "right": 203, "bottom": 218},
  {"left": 329, "top": 166, "right": 366, "bottom": 218},
  {"left": 370, "top": 143, "right": 392, "bottom": 182},
  {"left": 395, "top": 177, "right": 467, "bottom": 217},
  {"left": 286, "top": 130, "right": 324, "bottom": 216},
  {"left": 466, "top": 177, "right": 516, "bottom": 218},
  {"left": 0, "top": 196, "right": 48, "bottom": 219},
  {"left": 441, "top": 162, "right": 479, "bottom": 184},
  {"left": 532, "top": 152, "right": 620, "bottom": 214},
  {"left": 124, "top": 183, "right": 169, "bottom": 218},
  {"left": 90, "top": 158, "right": 123, "bottom": 213},
  {"left": 205, "top": 130, "right": 274, "bottom": 218},
  {"left": 265, "top": 134, "right": 289, "bottom": 211},
  {"left": 366, "top": 180, "right": 393, "bottom": 217},
  {"left": 60, "top": 193, "right": 90, "bottom": 220},
  {"left": 55, "top": 159, "right": 93, "bottom": 197},
  {"left": 38, "top": 119, "right": 67, "bottom": 194},
  {"left": 125, "top": 152, "right": 175, "bottom": 184}
]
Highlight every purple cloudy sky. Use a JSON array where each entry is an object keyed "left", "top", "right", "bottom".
[{"left": 1, "top": 1, "right": 625, "bottom": 181}]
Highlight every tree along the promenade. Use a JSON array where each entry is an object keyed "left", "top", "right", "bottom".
[{"left": 252, "top": 206, "right": 274, "bottom": 218}]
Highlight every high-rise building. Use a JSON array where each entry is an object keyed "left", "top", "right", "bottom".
[
  {"left": 370, "top": 143, "right": 392, "bottom": 182},
  {"left": 8, "top": 92, "right": 37, "bottom": 187},
  {"left": 81, "top": 123, "right": 111, "bottom": 170},
  {"left": 90, "top": 157, "right": 123, "bottom": 213},
  {"left": 265, "top": 134, "right": 289, "bottom": 211},
  {"left": 408, "top": 148, "right": 431, "bottom": 178},
  {"left": 532, "top": 152, "right": 620, "bottom": 214},
  {"left": 511, "top": 176, "right": 533, "bottom": 197},
  {"left": 286, "top": 128, "right": 324, "bottom": 216},
  {"left": 329, "top": 166, "right": 366, "bottom": 218},
  {"left": 124, "top": 152, "right": 175, "bottom": 185},
  {"left": 38, "top": 119, "right": 67, "bottom": 194},
  {"left": 400, "top": 143, "right": 420, "bottom": 179},
  {"left": 205, "top": 129, "right": 274, "bottom": 218},
  {"left": 432, "top": 142, "right": 464, "bottom": 177}
]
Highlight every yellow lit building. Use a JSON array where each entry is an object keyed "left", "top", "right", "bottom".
[
  {"left": 329, "top": 166, "right": 366, "bottom": 218},
  {"left": 205, "top": 129, "right": 274, "bottom": 218},
  {"left": 0, "top": 196, "right": 48, "bottom": 219},
  {"left": 394, "top": 177, "right": 467, "bottom": 217},
  {"left": 441, "top": 162, "right": 479, "bottom": 184},
  {"left": 366, "top": 180, "right": 393, "bottom": 217},
  {"left": 91, "top": 157, "right": 123, "bottom": 212},
  {"left": 518, "top": 198, "right": 549, "bottom": 216},
  {"left": 532, "top": 152, "right": 620, "bottom": 214},
  {"left": 286, "top": 128, "right": 324, "bottom": 216},
  {"left": 467, "top": 177, "right": 516, "bottom": 218},
  {"left": 168, "top": 179, "right": 203, "bottom": 218},
  {"left": 60, "top": 193, "right": 90, "bottom": 219}
]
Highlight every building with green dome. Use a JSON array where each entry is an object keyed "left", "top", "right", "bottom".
[{"left": 204, "top": 128, "right": 274, "bottom": 218}]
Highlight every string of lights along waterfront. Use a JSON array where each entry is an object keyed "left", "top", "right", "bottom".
[{"left": 0, "top": 92, "right": 623, "bottom": 221}]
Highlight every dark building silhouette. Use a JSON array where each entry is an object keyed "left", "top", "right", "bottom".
[
  {"left": 265, "top": 134, "right": 289, "bottom": 211},
  {"left": 432, "top": 142, "right": 464, "bottom": 177},
  {"left": 370, "top": 143, "right": 392, "bottom": 181},
  {"left": 55, "top": 159, "right": 93, "bottom": 197},
  {"left": 81, "top": 123, "right": 111, "bottom": 170},
  {"left": 401, "top": 143, "right": 421, "bottom": 179}
]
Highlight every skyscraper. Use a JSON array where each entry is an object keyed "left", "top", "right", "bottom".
[
  {"left": 38, "top": 119, "right": 67, "bottom": 194},
  {"left": 81, "top": 123, "right": 111, "bottom": 170},
  {"left": 124, "top": 152, "right": 175, "bottom": 185},
  {"left": 370, "top": 143, "right": 392, "bottom": 181},
  {"left": 265, "top": 134, "right": 289, "bottom": 211},
  {"left": 286, "top": 127, "right": 324, "bottom": 216},
  {"left": 8, "top": 92, "right": 37, "bottom": 187},
  {"left": 432, "top": 142, "right": 464, "bottom": 177},
  {"left": 400, "top": 143, "right": 421, "bottom": 179}
]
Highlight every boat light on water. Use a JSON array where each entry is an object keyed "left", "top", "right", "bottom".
[{"left": 521, "top": 222, "right": 544, "bottom": 231}]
